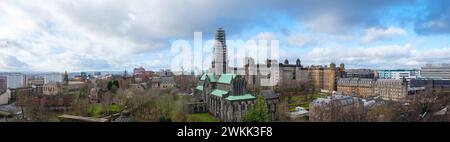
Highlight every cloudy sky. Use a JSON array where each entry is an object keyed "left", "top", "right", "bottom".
[{"left": 1, "top": 0, "right": 450, "bottom": 72}]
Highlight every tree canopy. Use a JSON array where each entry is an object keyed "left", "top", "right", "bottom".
[{"left": 242, "top": 95, "right": 271, "bottom": 122}]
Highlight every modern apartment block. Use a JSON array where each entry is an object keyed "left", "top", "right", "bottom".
[
  {"left": 44, "top": 73, "right": 63, "bottom": 84},
  {"left": 6, "top": 73, "right": 26, "bottom": 89},
  {"left": 377, "top": 69, "right": 419, "bottom": 80}
]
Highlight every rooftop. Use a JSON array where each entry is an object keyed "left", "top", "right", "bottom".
[
  {"left": 225, "top": 94, "right": 256, "bottom": 101},
  {"left": 311, "top": 95, "right": 361, "bottom": 107},
  {"left": 217, "top": 74, "right": 236, "bottom": 84},
  {"left": 58, "top": 114, "right": 109, "bottom": 122},
  {"left": 195, "top": 85, "right": 203, "bottom": 91},
  {"left": 152, "top": 77, "right": 175, "bottom": 84},
  {"left": 200, "top": 73, "right": 217, "bottom": 82},
  {"left": 69, "top": 81, "right": 86, "bottom": 85},
  {"left": 211, "top": 89, "right": 228, "bottom": 97},
  {"left": 261, "top": 90, "right": 279, "bottom": 99},
  {"left": 161, "top": 77, "right": 175, "bottom": 84}
]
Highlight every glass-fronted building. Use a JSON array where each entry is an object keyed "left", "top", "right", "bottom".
[{"left": 377, "top": 69, "right": 419, "bottom": 80}]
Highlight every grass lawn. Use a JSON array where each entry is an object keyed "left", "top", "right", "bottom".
[
  {"left": 288, "top": 92, "right": 327, "bottom": 111},
  {"left": 91, "top": 103, "right": 121, "bottom": 118},
  {"left": 109, "top": 104, "right": 120, "bottom": 114},
  {"left": 187, "top": 113, "right": 219, "bottom": 122},
  {"left": 91, "top": 104, "right": 103, "bottom": 118},
  {"left": 293, "top": 116, "right": 309, "bottom": 122}
]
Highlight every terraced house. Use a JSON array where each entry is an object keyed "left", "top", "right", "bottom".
[{"left": 195, "top": 73, "right": 256, "bottom": 122}]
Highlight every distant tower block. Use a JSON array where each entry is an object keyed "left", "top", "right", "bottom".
[{"left": 212, "top": 28, "right": 228, "bottom": 75}]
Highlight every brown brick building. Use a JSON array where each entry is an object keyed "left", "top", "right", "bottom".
[
  {"left": 307, "top": 63, "right": 345, "bottom": 92},
  {"left": 309, "top": 94, "right": 364, "bottom": 122},
  {"left": 241, "top": 57, "right": 345, "bottom": 93},
  {"left": 337, "top": 78, "right": 409, "bottom": 101},
  {"left": 374, "top": 79, "right": 408, "bottom": 102},
  {"left": 337, "top": 78, "right": 376, "bottom": 98}
]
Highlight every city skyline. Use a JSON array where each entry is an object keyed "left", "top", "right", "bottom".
[{"left": 1, "top": 0, "right": 450, "bottom": 72}]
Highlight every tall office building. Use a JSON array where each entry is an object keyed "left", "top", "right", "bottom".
[
  {"left": 44, "top": 73, "right": 63, "bottom": 84},
  {"left": 420, "top": 64, "right": 450, "bottom": 79},
  {"left": 6, "top": 73, "right": 26, "bottom": 89},
  {"left": 0, "top": 76, "right": 7, "bottom": 91},
  {"left": 212, "top": 28, "right": 228, "bottom": 75}
]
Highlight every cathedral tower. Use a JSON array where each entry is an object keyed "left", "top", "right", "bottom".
[{"left": 63, "top": 70, "right": 69, "bottom": 86}]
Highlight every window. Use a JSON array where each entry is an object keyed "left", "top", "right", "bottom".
[
  {"left": 252, "top": 76, "right": 256, "bottom": 84},
  {"left": 292, "top": 72, "right": 296, "bottom": 80}
]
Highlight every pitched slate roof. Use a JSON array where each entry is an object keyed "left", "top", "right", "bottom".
[
  {"left": 114, "top": 115, "right": 136, "bottom": 122},
  {"left": 161, "top": 77, "right": 175, "bottom": 84}
]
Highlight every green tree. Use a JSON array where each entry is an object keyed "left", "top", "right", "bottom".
[
  {"left": 107, "top": 80, "right": 120, "bottom": 92},
  {"left": 78, "top": 86, "right": 88, "bottom": 98},
  {"left": 107, "top": 81, "right": 113, "bottom": 91},
  {"left": 113, "top": 80, "right": 120, "bottom": 88},
  {"left": 242, "top": 95, "right": 271, "bottom": 122}
]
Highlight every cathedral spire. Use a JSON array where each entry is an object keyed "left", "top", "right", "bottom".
[{"left": 63, "top": 70, "right": 69, "bottom": 86}]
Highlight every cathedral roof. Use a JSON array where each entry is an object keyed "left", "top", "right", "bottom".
[
  {"left": 200, "top": 73, "right": 217, "bottom": 82},
  {"left": 200, "top": 73, "right": 207, "bottom": 80},
  {"left": 207, "top": 75, "right": 217, "bottom": 82},
  {"left": 225, "top": 94, "right": 256, "bottom": 101},
  {"left": 195, "top": 85, "right": 203, "bottom": 91},
  {"left": 217, "top": 74, "right": 236, "bottom": 84},
  {"left": 211, "top": 89, "right": 228, "bottom": 97}
]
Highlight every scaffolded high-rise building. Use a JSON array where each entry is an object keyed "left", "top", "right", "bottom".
[{"left": 212, "top": 28, "right": 228, "bottom": 75}]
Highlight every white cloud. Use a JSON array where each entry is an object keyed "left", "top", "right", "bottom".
[
  {"left": 287, "top": 34, "right": 315, "bottom": 47},
  {"left": 361, "top": 26, "right": 407, "bottom": 43},
  {"left": 0, "top": 1, "right": 167, "bottom": 71},
  {"left": 252, "top": 32, "right": 278, "bottom": 41},
  {"left": 412, "top": 48, "right": 450, "bottom": 63},
  {"left": 306, "top": 12, "right": 347, "bottom": 34},
  {"left": 0, "top": 53, "right": 28, "bottom": 71},
  {"left": 304, "top": 43, "right": 420, "bottom": 69},
  {"left": 0, "top": 3, "right": 44, "bottom": 39},
  {"left": 0, "top": 0, "right": 285, "bottom": 71},
  {"left": 281, "top": 39, "right": 450, "bottom": 69},
  {"left": 0, "top": 0, "right": 444, "bottom": 71}
]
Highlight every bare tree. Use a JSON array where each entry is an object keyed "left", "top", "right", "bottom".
[{"left": 275, "top": 97, "right": 291, "bottom": 122}]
